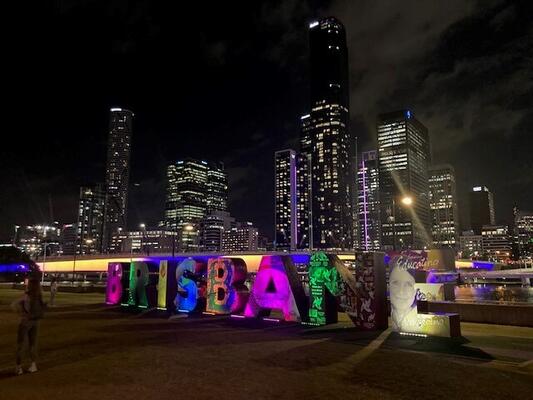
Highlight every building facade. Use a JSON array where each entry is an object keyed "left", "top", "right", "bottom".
[
  {"left": 357, "top": 150, "right": 381, "bottom": 250},
  {"left": 274, "top": 149, "right": 297, "bottom": 250},
  {"left": 165, "top": 159, "right": 228, "bottom": 252},
  {"left": 110, "top": 229, "right": 177, "bottom": 255},
  {"left": 377, "top": 110, "right": 431, "bottom": 250},
  {"left": 199, "top": 210, "right": 235, "bottom": 252},
  {"left": 481, "top": 225, "right": 512, "bottom": 262},
  {"left": 514, "top": 210, "right": 533, "bottom": 260},
  {"left": 221, "top": 222, "right": 259, "bottom": 253},
  {"left": 459, "top": 230, "right": 483, "bottom": 259},
  {"left": 104, "top": 108, "right": 133, "bottom": 251},
  {"left": 207, "top": 162, "right": 229, "bottom": 213},
  {"left": 77, "top": 184, "right": 106, "bottom": 254},
  {"left": 469, "top": 186, "right": 495, "bottom": 235},
  {"left": 60, "top": 224, "right": 77, "bottom": 256},
  {"left": 296, "top": 114, "right": 313, "bottom": 249},
  {"left": 428, "top": 165, "right": 459, "bottom": 248},
  {"left": 305, "top": 17, "right": 354, "bottom": 250}
]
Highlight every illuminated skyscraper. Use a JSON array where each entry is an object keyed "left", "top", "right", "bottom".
[
  {"left": 199, "top": 210, "right": 235, "bottom": 252},
  {"left": 514, "top": 210, "right": 533, "bottom": 260},
  {"left": 296, "top": 114, "right": 313, "bottom": 249},
  {"left": 104, "top": 108, "right": 133, "bottom": 251},
  {"left": 357, "top": 151, "right": 381, "bottom": 250},
  {"left": 428, "top": 165, "right": 459, "bottom": 248},
  {"left": 469, "top": 186, "right": 495, "bottom": 234},
  {"left": 207, "top": 162, "right": 229, "bottom": 213},
  {"left": 77, "top": 184, "right": 106, "bottom": 254},
  {"left": 377, "top": 110, "right": 431, "bottom": 250},
  {"left": 274, "top": 149, "right": 297, "bottom": 250},
  {"left": 165, "top": 159, "right": 228, "bottom": 252},
  {"left": 305, "top": 17, "right": 354, "bottom": 250}
]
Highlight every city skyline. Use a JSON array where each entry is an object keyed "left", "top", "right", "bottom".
[{"left": 2, "top": 1, "right": 533, "bottom": 243}]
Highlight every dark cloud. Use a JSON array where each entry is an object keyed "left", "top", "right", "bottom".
[{"left": 328, "top": 0, "right": 533, "bottom": 228}]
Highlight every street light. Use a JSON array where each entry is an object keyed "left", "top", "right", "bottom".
[
  {"left": 139, "top": 223, "right": 147, "bottom": 255},
  {"left": 183, "top": 224, "right": 195, "bottom": 252},
  {"left": 41, "top": 242, "right": 48, "bottom": 284},
  {"left": 401, "top": 196, "right": 413, "bottom": 206}
]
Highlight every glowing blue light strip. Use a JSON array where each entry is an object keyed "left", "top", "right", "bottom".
[{"left": 0, "top": 264, "right": 29, "bottom": 273}]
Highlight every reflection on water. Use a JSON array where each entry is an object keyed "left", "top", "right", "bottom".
[{"left": 456, "top": 284, "right": 533, "bottom": 304}]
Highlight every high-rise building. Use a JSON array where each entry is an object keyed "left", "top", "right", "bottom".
[
  {"left": 207, "top": 162, "right": 229, "bottom": 213},
  {"left": 428, "top": 165, "right": 459, "bottom": 248},
  {"left": 109, "top": 228, "right": 127, "bottom": 254},
  {"left": 60, "top": 223, "right": 77, "bottom": 256},
  {"left": 357, "top": 150, "right": 381, "bottom": 250},
  {"left": 514, "top": 210, "right": 533, "bottom": 260},
  {"left": 221, "top": 222, "right": 259, "bottom": 253},
  {"left": 469, "top": 186, "right": 495, "bottom": 234},
  {"left": 274, "top": 149, "right": 297, "bottom": 250},
  {"left": 459, "top": 230, "right": 483, "bottom": 259},
  {"left": 165, "top": 159, "right": 228, "bottom": 252},
  {"left": 104, "top": 108, "right": 133, "bottom": 251},
  {"left": 377, "top": 110, "right": 431, "bottom": 250},
  {"left": 77, "top": 184, "right": 106, "bottom": 254},
  {"left": 199, "top": 210, "right": 235, "bottom": 252},
  {"left": 296, "top": 114, "right": 313, "bottom": 249},
  {"left": 305, "top": 17, "right": 354, "bottom": 250},
  {"left": 481, "top": 225, "right": 511, "bottom": 261}
]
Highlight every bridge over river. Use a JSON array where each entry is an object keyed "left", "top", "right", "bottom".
[{"left": 460, "top": 268, "right": 533, "bottom": 285}]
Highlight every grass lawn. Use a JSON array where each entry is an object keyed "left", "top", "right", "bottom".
[{"left": 0, "top": 287, "right": 532, "bottom": 400}]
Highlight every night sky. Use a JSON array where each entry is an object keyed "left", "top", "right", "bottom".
[{"left": 2, "top": 0, "right": 532, "bottom": 242}]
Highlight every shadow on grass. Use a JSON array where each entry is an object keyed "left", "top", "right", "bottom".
[{"left": 383, "top": 332, "right": 494, "bottom": 362}]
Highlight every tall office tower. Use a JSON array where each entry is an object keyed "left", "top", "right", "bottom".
[
  {"left": 428, "top": 165, "right": 459, "bottom": 248},
  {"left": 104, "top": 108, "right": 133, "bottom": 251},
  {"left": 306, "top": 17, "right": 354, "bottom": 250},
  {"left": 469, "top": 186, "right": 495, "bottom": 234},
  {"left": 60, "top": 223, "right": 77, "bottom": 256},
  {"left": 357, "top": 150, "right": 381, "bottom": 251},
  {"left": 296, "top": 114, "right": 313, "bottom": 249},
  {"left": 514, "top": 210, "right": 533, "bottom": 259},
  {"left": 377, "top": 110, "right": 431, "bottom": 250},
  {"left": 77, "top": 184, "right": 106, "bottom": 254},
  {"left": 274, "top": 149, "right": 297, "bottom": 250},
  {"left": 199, "top": 210, "right": 235, "bottom": 252},
  {"left": 207, "top": 162, "right": 228, "bottom": 213},
  {"left": 165, "top": 159, "right": 228, "bottom": 252}
]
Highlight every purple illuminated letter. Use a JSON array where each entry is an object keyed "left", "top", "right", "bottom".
[{"left": 244, "top": 255, "right": 306, "bottom": 322}]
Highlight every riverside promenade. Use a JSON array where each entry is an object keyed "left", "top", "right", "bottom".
[{"left": 1, "top": 288, "right": 532, "bottom": 400}]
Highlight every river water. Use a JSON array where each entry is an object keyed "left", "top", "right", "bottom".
[{"left": 455, "top": 284, "right": 533, "bottom": 304}]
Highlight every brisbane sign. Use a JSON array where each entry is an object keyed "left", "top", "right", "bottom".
[{"left": 105, "top": 251, "right": 460, "bottom": 337}]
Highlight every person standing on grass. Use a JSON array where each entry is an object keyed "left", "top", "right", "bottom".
[
  {"left": 11, "top": 278, "right": 47, "bottom": 375},
  {"left": 50, "top": 276, "right": 58, "bottom": 306}
]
